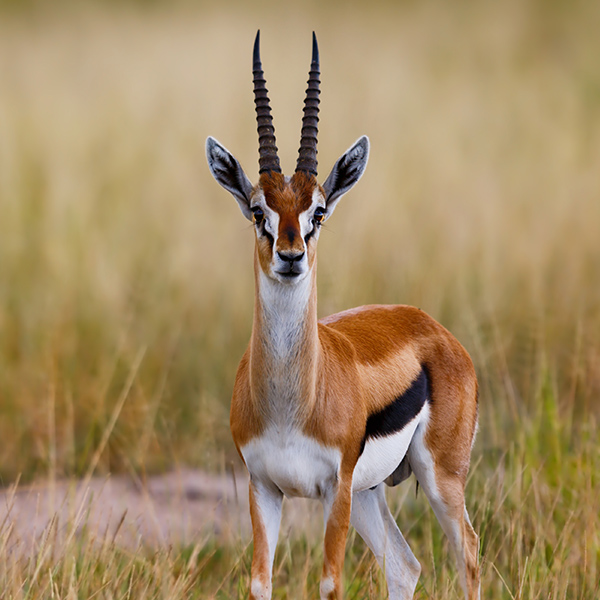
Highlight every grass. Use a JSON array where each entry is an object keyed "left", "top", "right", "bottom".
[{"left": 0, "top": 0, "right": 599, "bottom": 597}]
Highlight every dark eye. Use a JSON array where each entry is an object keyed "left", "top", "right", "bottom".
[
  {"left": 313, "top": 207, "right": 326, "bottom": 224},
  {"left": 252, "top": 207, "right": 264, "bottom": 225}
]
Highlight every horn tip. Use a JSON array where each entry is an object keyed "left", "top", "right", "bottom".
[{"left": 253, "top": 30, "right": 260, "bottom": 63}]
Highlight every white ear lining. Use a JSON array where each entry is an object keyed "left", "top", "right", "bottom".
[
  {"left": 322, "top": 136, "right": 369, "bottom": 212},
  {"left": 206, "top": 137, "right": 254, "bottom": 220}
]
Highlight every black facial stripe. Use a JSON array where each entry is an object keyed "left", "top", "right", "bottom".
[
  {"left": 362, "top": 367, "right": 430, "bottom": 446},
  {"left": 263, "top": 229, "right": 274, "bottom": 247},
  {"left": 253, "top": 207, "right": 274, "bottom": 247},
  {"left": 304, "top": 226, "right": 316, "bottom": 243}
]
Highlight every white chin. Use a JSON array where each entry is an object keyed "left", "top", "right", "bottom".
[{"left": 273, "top": 270, "right": 307, "bottom": 284}]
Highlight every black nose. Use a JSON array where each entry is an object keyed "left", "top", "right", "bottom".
[{"left": 277, "top": 251, "right": 305, "bottom": 263}]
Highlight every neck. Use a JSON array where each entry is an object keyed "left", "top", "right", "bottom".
[{"left": 250, "top": 251, "right": 320, "bottom": 425}]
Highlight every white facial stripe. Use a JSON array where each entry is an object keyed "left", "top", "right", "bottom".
[
  {"left": 251, "top": 190, "right": 279, "bottom": 239},
  {"left": 263, "top": 205, "right": 279, "bottom": 239},
  {"left": 299, "top": 188, "right": 325, "bottom": 239}
]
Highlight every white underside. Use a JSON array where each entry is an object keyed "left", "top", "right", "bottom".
[
  {"left": 241, "top": 403, "right": 430, "bottom": 501},
  {"left": 242, "top": 428, "right": 342, "bottom": 500},
  {"left": 352, "top": 402, "right": 429, "bottom": 491}
]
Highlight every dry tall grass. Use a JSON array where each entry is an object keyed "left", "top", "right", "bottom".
[{"left": 0, "top": 0, "right": 599, "bottom": 597}]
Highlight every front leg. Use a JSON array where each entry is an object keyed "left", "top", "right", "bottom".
[
  {"left": 321, "top": 476, "right": 353, "bottom": 600},
  {"left": 248, "top": 478, "right": 283, "bottom": 600}
]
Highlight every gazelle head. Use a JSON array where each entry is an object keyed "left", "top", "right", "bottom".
[{"left": 206, "top": 31, "right": 369, "bottom": 285}]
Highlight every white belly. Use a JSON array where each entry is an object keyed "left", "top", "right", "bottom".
[
  {"left": 241, "top": 403, "right": 429, "bottom": 498},
  {"left": 352, "top": 402, "right": 429, "bottom": 492},
  {"left": 241, "top": 428, "right": 342, "bottom": 499}
]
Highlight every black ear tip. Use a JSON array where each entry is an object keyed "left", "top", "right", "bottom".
[
  {"left": 357, "top": 136, "right": 370, "bottom": 157},
  {"left": 206, "top": 136, "right": 222, "bottom": 153},
  {"left": 206, "top": 137, "right": 232, "bottom": 165}
]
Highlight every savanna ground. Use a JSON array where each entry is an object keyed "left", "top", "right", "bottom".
[{"left": 0, "top": 0, "right": 599, "bottom": 597}]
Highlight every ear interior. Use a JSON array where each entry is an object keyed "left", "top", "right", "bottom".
[
  {"left": 322, "top": 136, "right": 370, "bottom": 213},
  {"left": 206, "top": 137, "right": 254, "bottom": 220}
]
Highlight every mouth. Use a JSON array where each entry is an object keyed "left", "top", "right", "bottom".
[{"left": 276, "top": 270, "right": 302, "bottom": 279}]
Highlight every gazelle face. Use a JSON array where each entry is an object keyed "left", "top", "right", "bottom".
[
  {"left": 205, "top": 32, "right": 369, "bottom": 287},
  {"left": 206, "top": 135, "right": 370, "bottom": 286},
  {"left": 251, "top": 172, "right": 325, "bottom": 284}
]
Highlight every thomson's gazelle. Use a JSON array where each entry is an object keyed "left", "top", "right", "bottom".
[{"left": 206, "top": 31, "right": 480, "bottom": 600}]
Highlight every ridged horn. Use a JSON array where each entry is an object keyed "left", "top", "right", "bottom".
[
  {"left": 296, "top": 32, "right": 320, "bottom": 176},
  {"left": 253, "top": 30, "right": 281, "bottom": 174}
]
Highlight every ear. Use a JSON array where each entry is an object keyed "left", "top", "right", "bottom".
[
  {"left": 322, "top": 136, "right": 369, "bottom": 213},
  {"left": 206, "top": 136, "right": 254, "bottom": 220}
]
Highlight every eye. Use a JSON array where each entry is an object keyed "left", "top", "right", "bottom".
[
  {"left": 313, "top": 207, "right": 326, "bottom": 224},
  {"left": 252, "top": 207, "right": 264, "bottom": 225}
]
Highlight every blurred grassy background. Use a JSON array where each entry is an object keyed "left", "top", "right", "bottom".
[
  {"left": 0, "top": 0, "right": 599, "bottom": 595},
  {"left": 1, "top": 0, "right": 598, "bottom": 481}
]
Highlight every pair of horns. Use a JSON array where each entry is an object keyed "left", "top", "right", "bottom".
[{"left": 253, "top": 30, "right": 320, "bottom": 176}]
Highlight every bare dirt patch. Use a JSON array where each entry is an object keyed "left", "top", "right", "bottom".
[{"left": 0, "top": 470, "right": 321, "bottom": 556}]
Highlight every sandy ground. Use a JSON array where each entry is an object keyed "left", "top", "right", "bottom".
[{"left": 0, "top": 470, "right": 323, "bottom": 556}]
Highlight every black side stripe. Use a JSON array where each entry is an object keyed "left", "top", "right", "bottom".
[{"left": 359, "top": 366, "right": 430, "bottom": 455}]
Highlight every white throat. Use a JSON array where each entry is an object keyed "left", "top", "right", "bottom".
[
  {"left": 252, "top": 267, "right": 318, "bottom": 427},
  {"left": 257, "top": 268, "right": 314, "bottom": 359}
]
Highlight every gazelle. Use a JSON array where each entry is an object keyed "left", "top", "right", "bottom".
[{"left": 206, "top": 31, "right": 480, "bottom": 600}]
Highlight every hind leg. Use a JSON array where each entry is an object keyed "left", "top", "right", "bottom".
[
  {"left": 351, "top": 484, "right": 421, "bottom": 600},
  {"left": 408, "top": 426, "right": 480, "bottom": 600}
]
